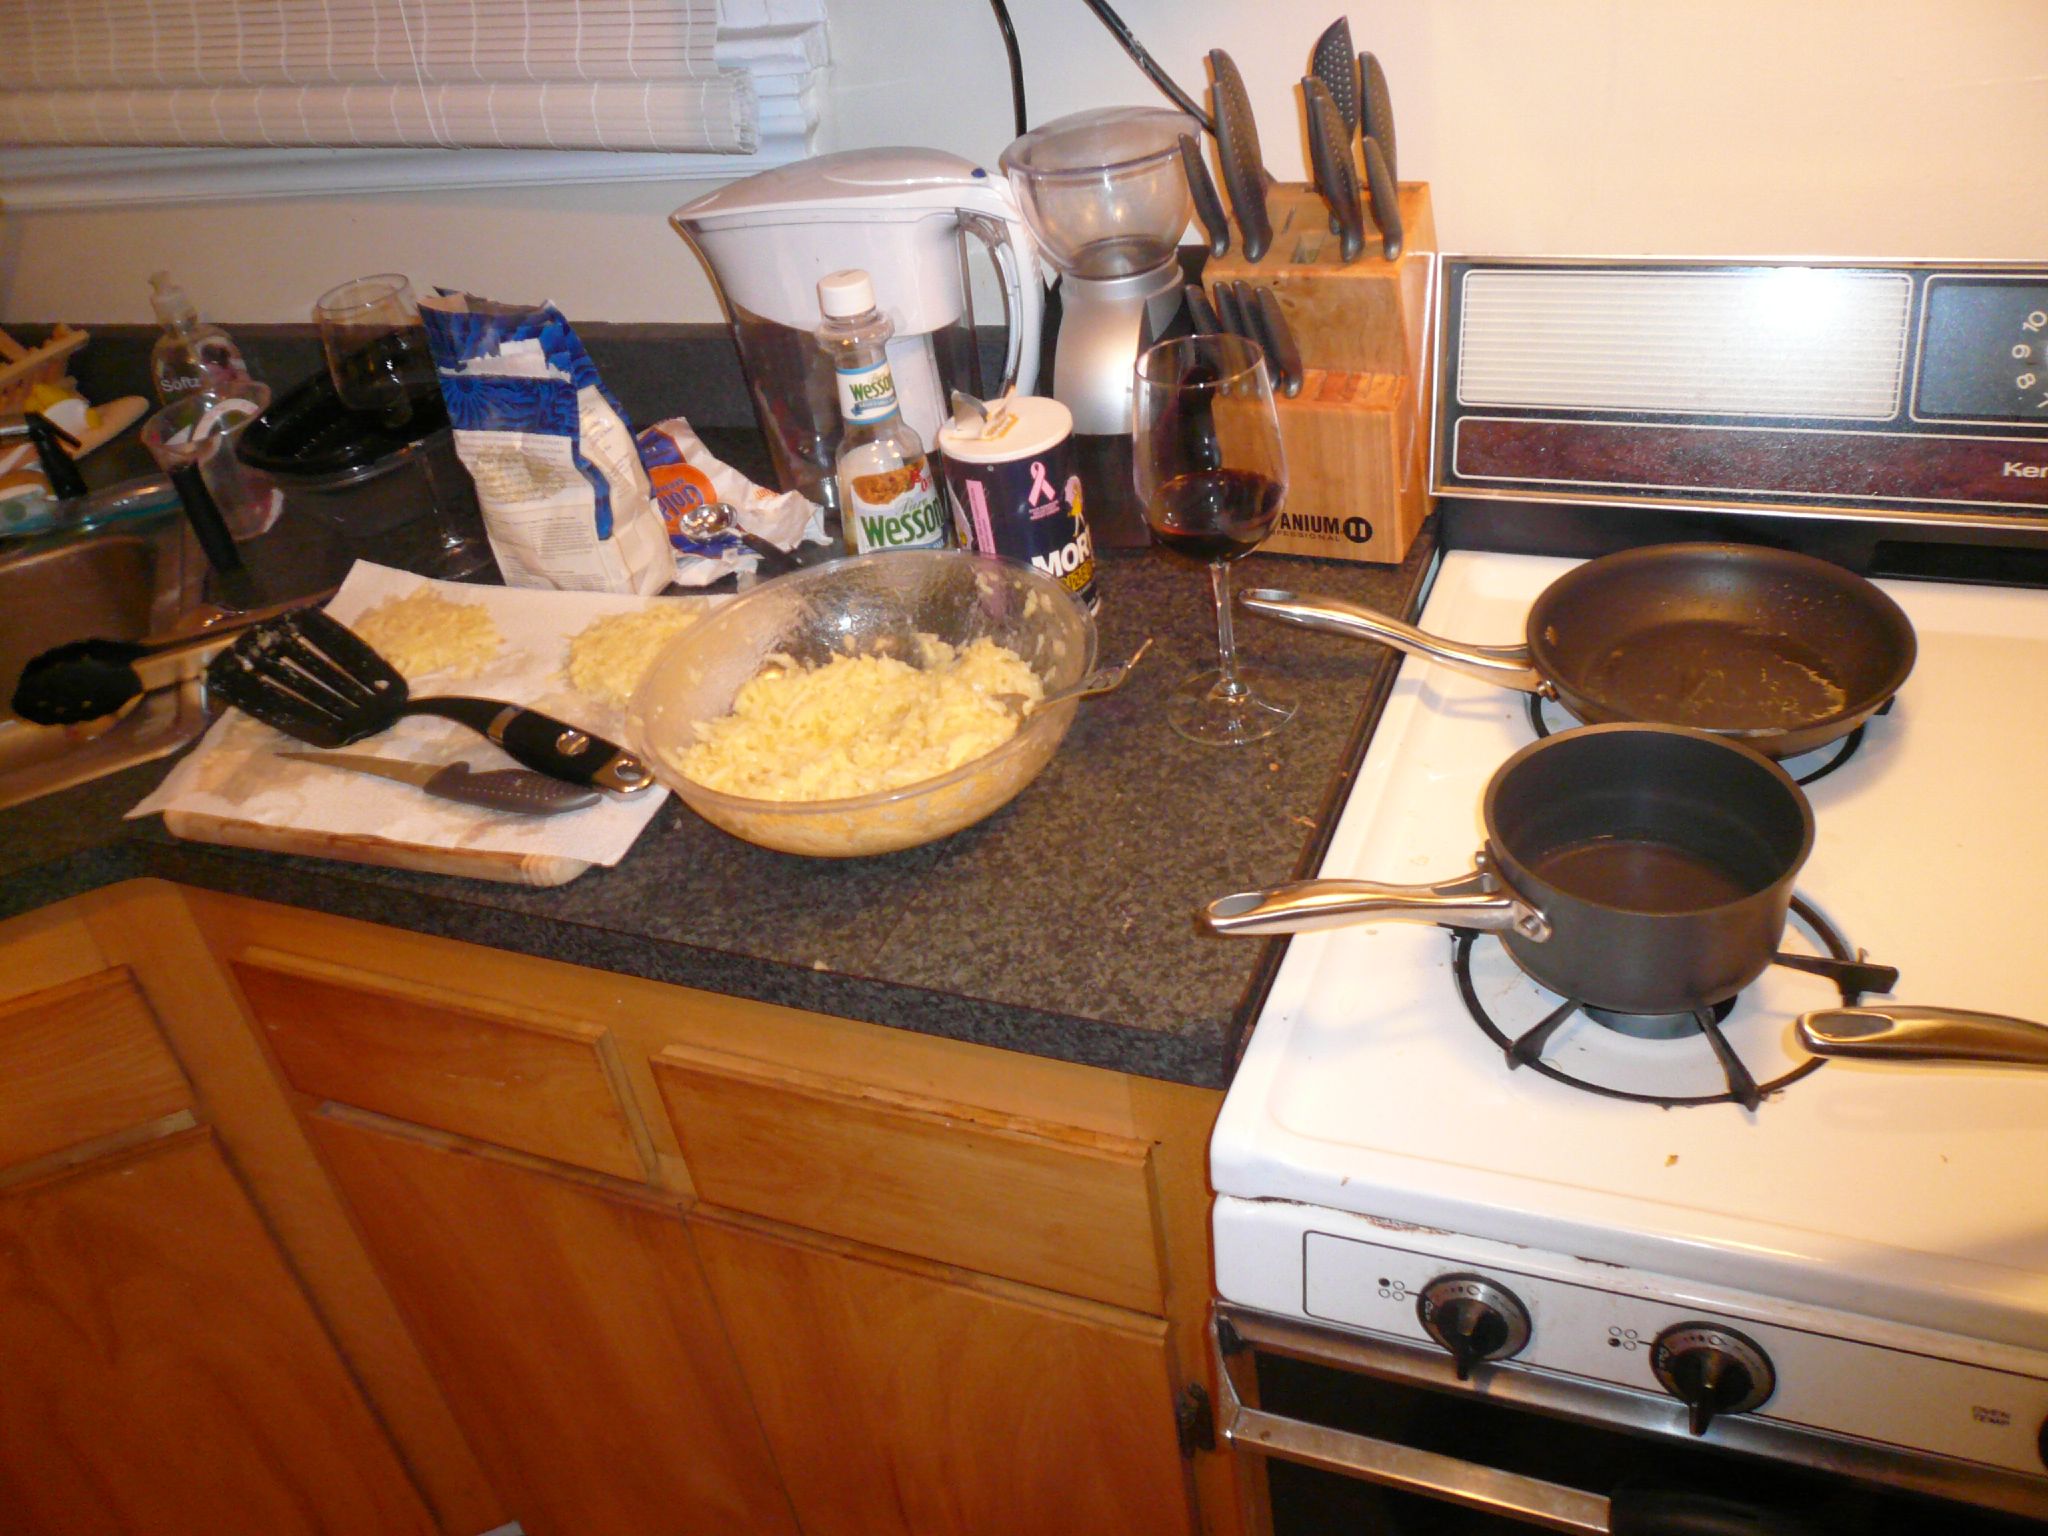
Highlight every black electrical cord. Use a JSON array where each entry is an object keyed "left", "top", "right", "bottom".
[
  {"left": 987, "top": 0, "right": 1027, "bottom": 139},
  {"left": 1073, "top": 0, "right": 1216, "bottom": 136}
]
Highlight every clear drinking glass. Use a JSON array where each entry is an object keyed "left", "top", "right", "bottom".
[
  {"left": 314, "top": 273, "right": 491, "bottom": 578},
  {"left": 1132, "top": 333, "right": 1297, "bottom": 745},
  {"left": 313, "top": 273, "right": 438, "bottom": 429}
]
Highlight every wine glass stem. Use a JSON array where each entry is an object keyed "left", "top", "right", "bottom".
[{"left": 1210, "top": 557, "right": 1249, "bottom": 701}]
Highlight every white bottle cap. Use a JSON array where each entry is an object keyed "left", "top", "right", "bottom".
[{"left": 817, "top": 268, "right": 876, "bottom": 319}]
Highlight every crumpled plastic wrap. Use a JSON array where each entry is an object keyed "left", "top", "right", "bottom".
[{"left": 638, "top": 414, "right": 829, "bottom": 588}]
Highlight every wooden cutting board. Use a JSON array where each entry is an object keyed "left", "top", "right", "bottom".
[{"left": 163, "top": 810, "right": 592, "bottom": 886}]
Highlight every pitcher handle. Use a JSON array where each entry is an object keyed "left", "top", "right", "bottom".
[{"left": 956, "top": 206, "right": 1042, "bottom": 399}]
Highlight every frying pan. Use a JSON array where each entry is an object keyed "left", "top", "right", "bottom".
[
  {"left": 1205, "top": 725, "right": 1814, "bottom": 1017},
  {"left": 1242, "top": 544, "right": 1917, "bottom": 760}
]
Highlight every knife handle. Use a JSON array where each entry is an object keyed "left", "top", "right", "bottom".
[
  {"left": 1362, "top": 134, "right": 1404, "bottom": 261},
  {"left": 424, "top": 762, "right": 605, "bottom": 815},
  {"left": 1184, "top": 285, "right": 1222, "bottom": 336},
  {"left": 1251, "top": 286, "right": 1304, "bottom": 397},
  {"left": 1213, "top": 280, "right": 1250, "bottom": 340},
  {"left": 1178, "top": 135, "right": 1230, "bottom": 260}
]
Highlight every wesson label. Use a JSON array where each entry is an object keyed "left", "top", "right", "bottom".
[
  {"left": 849, "top": 457, "right": 946, "bottom": 553},
  {"left": 836, "top": 360, "right": 898, "bottom": 425}
]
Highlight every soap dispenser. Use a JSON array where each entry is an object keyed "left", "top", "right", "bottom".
[{"left": 148, "top": 272, "right": 252, "bottom": 406}]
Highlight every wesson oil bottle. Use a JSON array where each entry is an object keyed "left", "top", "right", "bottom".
[{"left": 816, "top": 269, "right": 948, "bottom": 555}]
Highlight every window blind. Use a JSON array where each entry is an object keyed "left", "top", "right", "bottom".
[{"left": 0, "top": 0, "right": 823, "bottom": 154}]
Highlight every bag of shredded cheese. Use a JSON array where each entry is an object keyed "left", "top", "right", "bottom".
[{"left": 419, "top": 291, "right": 672, "bottom": 594}]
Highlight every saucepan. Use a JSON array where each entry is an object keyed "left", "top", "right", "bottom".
[
  {"left": 1206, "top": 724, "right": 1814, "bottom": 1016},
  {"left": 1241, "top": 543, "right": 1917, "bottom": 760}
]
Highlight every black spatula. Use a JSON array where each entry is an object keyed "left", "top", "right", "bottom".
[{"left": 206, "top": 608, "right": 652, "bottom": 793}]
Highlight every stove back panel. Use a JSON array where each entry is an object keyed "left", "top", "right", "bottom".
[{"left": 1432, "top": 260, "right": 2048, "bottom": 569}]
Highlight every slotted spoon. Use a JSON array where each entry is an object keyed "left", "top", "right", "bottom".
[{"left": 206, "top": 607, "right": 653, "bottom": 793}]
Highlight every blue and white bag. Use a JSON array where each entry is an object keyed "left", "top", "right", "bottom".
[{"left": 419, "top": 292, "right": 672, "bottom": 594}]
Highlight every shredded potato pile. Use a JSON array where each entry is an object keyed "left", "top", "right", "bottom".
[
  {"left": 352, "top": 588, "right": 501, "bottom": 678},
  {"left": 567, "top": 603, "right": 701, "bottom": 708},
  {"left": 674, "top": 635, "right": 1043, "bottom": 802}
]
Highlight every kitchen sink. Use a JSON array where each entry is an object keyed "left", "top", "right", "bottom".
[{"left": 0, "top": 514, "right": 215, "bottom": 809}]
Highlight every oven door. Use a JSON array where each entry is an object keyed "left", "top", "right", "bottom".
[{"left": 1214, "top": 1305, "right": 2048, "bottom": 1535}]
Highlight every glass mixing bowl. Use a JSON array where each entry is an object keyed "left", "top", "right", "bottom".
[
  {"left": 628, "top": 551, "right": 1098, "bottom": 857},
  {"left": 999, "top": 107, "right": 1196, "bottom": 281}
]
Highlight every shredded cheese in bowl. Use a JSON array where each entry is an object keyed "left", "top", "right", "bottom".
[{"left": 676, "top": 636, "right": 1041, "bottom": 802}]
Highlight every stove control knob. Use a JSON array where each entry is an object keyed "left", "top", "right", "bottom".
[
  {"left": 1651, "top": 1322, "right": 1775, "bottom": 1436},
  {"left": 1416, "top": 1273, "right": 1531, "bottom": 1381}
]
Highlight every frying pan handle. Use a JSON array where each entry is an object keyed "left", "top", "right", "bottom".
[
  {"left": 1204, "top": 874, "right": 1551, "bottom": 941},
  {"left": 1238, "top": 589, "right": 1549, "bottom": 695},
  {"left": 1797, "top": 1006, "right": 2048, "bottom": 1067},
  {"left": 412, "top": 698, "right": 655, "bottom": 795}
]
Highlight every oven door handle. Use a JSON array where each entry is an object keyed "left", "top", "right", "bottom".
[
  {"left": 1214, "top": 1340, "right": 1823, "bottom": 1536},
  {"left": 1218, "top": 1393, "right": 1611, "bottom": 1534}
]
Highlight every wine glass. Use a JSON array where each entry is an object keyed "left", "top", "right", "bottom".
[
  {"left": 314, "top": 273, "right": 492, "bottom": 579},
  {"left": 1132, "top": 332, "right": 1297, "bottom": 745}
]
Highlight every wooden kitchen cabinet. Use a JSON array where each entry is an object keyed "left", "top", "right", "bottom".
[
  {"left": 301, "top": 1108, "right": 798, "bottom": 1536},
  {"left": 0, "top": 902, "right": 443, "bottom": 1536},
  {"left": 187, "top": 889, "right": 1251, "bottom": 1536},
  {"left": 691, "top": 1209, "right": 1198, "bottom": 1536}
]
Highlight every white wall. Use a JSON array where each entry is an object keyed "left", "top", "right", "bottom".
[{"left": 4, "top": 0, "right": 2044, "bottom": 325}]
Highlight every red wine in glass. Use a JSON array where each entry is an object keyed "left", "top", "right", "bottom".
[{"left": 1148, "top": 468, "right": 1285, "bottom": 562}]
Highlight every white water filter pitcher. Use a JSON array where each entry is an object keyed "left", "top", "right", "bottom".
[{"left": 672, "top": 148, "right": 1044, "bottom": 513}]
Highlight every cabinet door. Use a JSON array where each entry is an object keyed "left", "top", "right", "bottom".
[
  {"left": 692, "top": 1211, "right": 1199, "bottom": 1536},
  {"left": 0, "top": 1130, "right": 434, "bottom": 1536},
  {"left": 306, "top": 1111, "right": 798, "bottom": 1536}
]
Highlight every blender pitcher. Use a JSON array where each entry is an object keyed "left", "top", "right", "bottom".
[{"left": 672, "top": 148, "right": 1044, "bottom": 514}]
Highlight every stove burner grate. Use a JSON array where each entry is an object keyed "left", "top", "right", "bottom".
[
  {"left": 1449, "top": 895, "right": 1894, "bottom": 1110},
  {"left": 1522, "top": 695, "right": 1873, "bottom": 787}
]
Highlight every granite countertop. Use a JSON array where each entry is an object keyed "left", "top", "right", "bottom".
[{"left": 2, "top": 449, "right": 1438, "bottom": 1089}]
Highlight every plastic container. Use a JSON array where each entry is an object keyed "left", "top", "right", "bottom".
[
  {"left": 148, "top": 272, "right": 253, "bottom": 406},
  {"left": 817, "top": 269, "right": 948, "bottom": 556},
  {"left": 139, "top": 383, "right": 282, "bottom": 539},
  {"left": 237, "top": 366, "right": 488, "bottom": 575}
]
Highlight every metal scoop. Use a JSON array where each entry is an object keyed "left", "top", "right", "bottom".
[
  {"left": 673, "top": 501, "right": 800, "bottom": 575},
  {"left": 206, "top": 607, "right": 652, "bottom": 793}
]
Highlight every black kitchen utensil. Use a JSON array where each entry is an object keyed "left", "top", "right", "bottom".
[
  {"left": 1360, "top": 51, "right": 1398, "bottom": 183},
  {"left": 22, "top": 412, "right": 87, "bottom": 500},
  {"left": 1183, "top": 284, "right": 1223, "bottom": 336},
  {"left": 1212, "top": 279, "right": 1251, "bottom": 340},
  {"left": 1208, "top": 50, "right": 1272, "bottom": 262},
  {"left": 1303, "top": 76, "right": 1365, "bottom": 262},
  {"left": 206, "top": 607, "right": 653, "bottom": 793},
  {"left": 1361, "top": 133, "right": 1403, "bottom": 260},
  {"left": 1250, "top": 286, "right": 1305, "bottom": 397},
  {"left": 1179, "top": 134, "right": 1231, "bottom": 259},
  {"left": 1242, "top": 543, "right": 1918, "bottom": 760},
  {"left": 11, "top": 593, "right": 319, "bottom": 727},
  {"left": 1206, "top": 724, "right": 1815, "bottom": 1019},
  {"left": 1310, "top": 18, "right": 1358, "bottom": 139}
]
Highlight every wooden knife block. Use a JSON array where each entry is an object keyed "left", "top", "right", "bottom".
[{"left": 1205, "top": 181, "right": 1436, "bottom": 565}]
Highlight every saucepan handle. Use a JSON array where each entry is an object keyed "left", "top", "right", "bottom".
[
  {"left": 1797, "top": 1005, "right": 2048, "bottom": 1067},
  {"left": 1204, "top": 873, "right": 1551, "bottom": 942},
  {"left": 1238, "top": 588, "right": 1551, "bottom": 696}
]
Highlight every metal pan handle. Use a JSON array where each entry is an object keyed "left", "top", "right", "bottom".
[
  {"left": 1204, "top": 872, "right": 1551, "bottom": 942},
  {"left": 1797, "top": 1006, "right": 2048, "bottom": 1067},
  {"left": 1238, "top": 588, "right": 1550, "bottom": 695}
]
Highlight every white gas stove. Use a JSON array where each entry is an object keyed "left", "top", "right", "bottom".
[{"left": 1208, "top": 261, "right": 2048, "bottom": 1530}]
